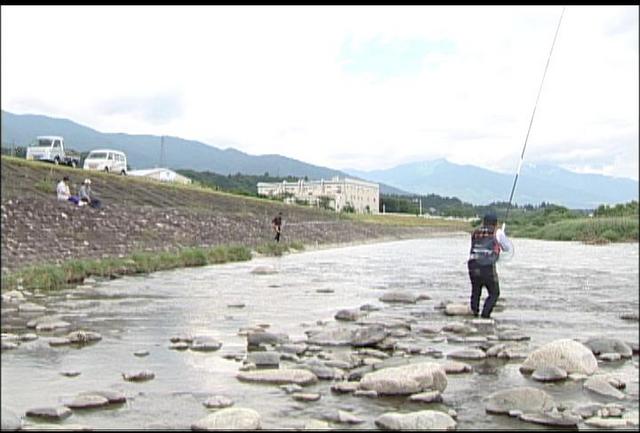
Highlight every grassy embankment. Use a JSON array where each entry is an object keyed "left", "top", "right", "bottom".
[
  {"left": 1, "top": 240, "right": 308, "bottom": 292},
  {"left": 1, "top": 156, "right": 466, "bottom": 292}
]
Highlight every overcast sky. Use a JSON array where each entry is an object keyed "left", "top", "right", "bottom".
[{"left": 2, "top": 5, "right": 638, "bottom": 180}]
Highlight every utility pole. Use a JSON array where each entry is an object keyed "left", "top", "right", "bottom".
[
  {"left": 419, "top": 198, "right": 422, "bottom": 216},
  {"left": 160, "top": 135, "right": 165, "bottom": 168}
]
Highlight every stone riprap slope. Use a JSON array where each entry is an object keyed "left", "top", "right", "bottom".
[{"left": 1, "top": 158, "right": 462, "bottom": 272}]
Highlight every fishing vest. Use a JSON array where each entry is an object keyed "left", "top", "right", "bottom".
[{"left": 469, "top": 226, "right": 500, "bottom": 266}]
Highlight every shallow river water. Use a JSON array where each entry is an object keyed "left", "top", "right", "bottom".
[{"left": 2, "top": 235, "right": 639, "bottom": 430}]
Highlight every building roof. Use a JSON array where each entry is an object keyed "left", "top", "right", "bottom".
[
  {"left": 128, "top": 168, "right": 177, "bottom": 176},
  {"left": 258, "top": 177, "right": 378, "bottom": 188}
]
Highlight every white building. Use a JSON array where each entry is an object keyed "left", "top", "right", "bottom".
[
  {"left": 257, "top": 177, "right": 379, "bottom": 214},
  {"left": 128, "top": 168, "right": 192, "bottom": 185}
]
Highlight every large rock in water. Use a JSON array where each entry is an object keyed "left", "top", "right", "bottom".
[
  {"left": 79, "top": 390, "right": 126, "bottom": 404},
  {"left": 444, "top": 303, "right": 473, "bottom": 316},
  {"left": 66, "top": 330, "right": 102, "bottom": 345},
  {"left": 334, "top": 308, "right": 362, "bottom": 321},
  {"left": 306, "top": 325, "right": 388, "bottom": 347},
  {"left": 583, "top": 376, "right": 626, "bottom": 400},
  {"left": 583, "top": 337, "right": 633, "bottom": 358},
  {"left": 250, "top": 266, "right": 277, "bottom": 275},
  {"left": 191, "top": 337, "right": 223, "bottom": 352},
  {"left": 64, "top": 394, "right": 110, "bottom": 409},
  {"left": 519, "top": 411, "right": 581, "bottom": 427},
  {"left": 447, "top": 348, "right": 486, "bottom": 360},
  {"left": 485, "top": 387, "right": 556, "bottom": 414},
  {"left": 247, "top": 331, "right": 289, "bottom": 347},
  {"left": 379, "top": 291, "right": 418, "bottom": 304},
  {"left": 236, "top": 369, "right": 318, "bottom": 385},
  {"left": 359, "top": 362, "right": 447, "bottom": 395},
  {"left": 24, "top": 406, "right": 72, "bottom": 420},
  {"left": 191, "top": 407, "right": 261, "bottom": 430},
  {"left": 247, "top": 351, "right": 280, "bottom": 367},
  {"left": 375, "top": 410, "right": 457, "bottom": 430},
  {"left": 351, "top": 325, "right": 389, "bottom": 347},
  {"left": 531, "top": 366, "right": 568, "bottom": 382},
  {"left": 519, "top": 339, "right": 598, "bottom": 375}
]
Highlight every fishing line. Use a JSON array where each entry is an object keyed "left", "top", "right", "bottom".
[{"left": 504, "top": 7, "right": 565, "bottom": 224}]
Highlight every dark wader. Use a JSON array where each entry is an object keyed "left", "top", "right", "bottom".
[
  {"left": 273, "top": 216, "right": 282, "bottom": 243},
  {"left": 468, "top": 226, "right": 501, "bottom": 318},
  {"left": 468, "top": 262, "right": 500, "bottom": 318}
]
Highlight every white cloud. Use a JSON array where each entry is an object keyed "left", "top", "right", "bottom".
[{"left": 2, "top": 5, "right": 638, "bottom": 180}]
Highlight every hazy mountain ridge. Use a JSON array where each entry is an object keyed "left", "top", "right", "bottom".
[
  {"left": 347, "top": 159, "right": 638, "bottom": 209},
  {"left": 0, "top": 110, "right": 407, "bottom": 195}
]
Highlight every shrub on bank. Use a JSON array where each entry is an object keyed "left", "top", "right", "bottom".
[
  {"left": 511, "top": 217, "right": 638, "bottom": 243},
  {"left": 255, "top": 241, "right": 304, "bottom": 256}
]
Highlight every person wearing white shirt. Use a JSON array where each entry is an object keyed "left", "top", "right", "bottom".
[
  {"left": 56, "top": 176, "right": 81, "bottom": 205},
  {"left": 56, "top": 176, "right": 71, "bottom": 201}
]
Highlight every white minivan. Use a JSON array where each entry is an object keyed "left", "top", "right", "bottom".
[{"left": 83, "top": 149, "right": 128, "bottom": 175}]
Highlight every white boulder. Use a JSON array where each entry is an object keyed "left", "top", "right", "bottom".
[{"left": 520, "top": 339, "right": 598, "bottom": 375}]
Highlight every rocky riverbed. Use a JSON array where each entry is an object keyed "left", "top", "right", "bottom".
[{"left": 1, "top": 237, "right": 639, "bottom": 430}]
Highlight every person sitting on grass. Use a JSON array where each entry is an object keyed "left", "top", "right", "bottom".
[
  {"left": 79, "top": 178, "right": 101, "bottom": 208},
  {"left": 56, "top": 176, "right": 80, "bottom": 205}
]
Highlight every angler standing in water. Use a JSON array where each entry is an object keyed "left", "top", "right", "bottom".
[{"left": 467, "top": 212, "right": 511, "bottom": 319}]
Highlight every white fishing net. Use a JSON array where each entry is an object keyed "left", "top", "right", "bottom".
[{"left": 498, "top": 237, "right": 515, "bottom": 262}]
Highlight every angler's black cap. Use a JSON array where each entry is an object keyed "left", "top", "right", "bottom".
[{"left": 483, "top": 212, "right": 498, "bottom": 226}]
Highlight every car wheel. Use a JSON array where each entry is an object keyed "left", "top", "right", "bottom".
[
  {"left": 104, "top": 167, "right": 109, "bottom": 173},
  {"left": 120, "top": 170, "right": 127, "bottom": 176}
]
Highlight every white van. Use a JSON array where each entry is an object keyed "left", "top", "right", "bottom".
[{"left": 83, "top": 149, "right": 128, "bottom": 175}]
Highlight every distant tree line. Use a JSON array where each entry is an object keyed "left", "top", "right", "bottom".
[
  {"left": 593, "top": 201, "right": 638, "bottom": 218},
  {"left": 174, "top": 168, "right": 636, "bottom": 222},
  {"left": 176, "top": 169, "right": 305, "bottom": 198}
]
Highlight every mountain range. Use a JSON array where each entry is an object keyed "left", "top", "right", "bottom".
[
  {"left": 347, "top": 159, "right": 638, "bottom": 210},
  {"left": 2, "top": 110, "right": 638, "bottom": 209}
]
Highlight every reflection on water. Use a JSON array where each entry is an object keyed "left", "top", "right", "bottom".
[{"left": 2, "top": 236, "right": 638, "bottom": 429}]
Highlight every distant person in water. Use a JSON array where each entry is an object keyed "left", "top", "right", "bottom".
[
  {"left": 467, "top": 212, "right": 511, "bottom": 319},
  {"left": 272, "top": 212, "right": 283, "bottom": 243}
]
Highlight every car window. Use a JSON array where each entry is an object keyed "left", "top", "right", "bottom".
[
  {"left": 35, "top": 139, "right": 53, "bottom": 147},
  {"left": 88, "top": 152, "right": 108, "bottom": 159}
]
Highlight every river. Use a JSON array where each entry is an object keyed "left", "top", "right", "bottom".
[{"left": 2, "top": 235, "right": 638, "bottom": 429}]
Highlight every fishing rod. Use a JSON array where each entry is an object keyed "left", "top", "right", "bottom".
[{"left": 504, "top": 7, "right": 565, "bottom": 224}]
